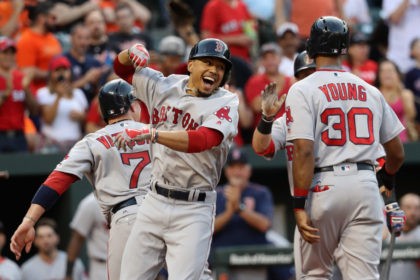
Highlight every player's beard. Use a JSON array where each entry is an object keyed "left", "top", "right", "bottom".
[{"left": 186, "top": 86, "right": 215, "bottom": 98}]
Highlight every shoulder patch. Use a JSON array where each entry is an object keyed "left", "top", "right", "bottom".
[{"left": 214, "top": 106, "right": 232, "bottom": 122}]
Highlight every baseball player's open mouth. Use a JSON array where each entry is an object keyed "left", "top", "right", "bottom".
[{"left": 202, "top": 76, "right": 215, "bottom": 86}]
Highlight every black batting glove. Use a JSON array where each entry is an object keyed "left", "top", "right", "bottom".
[{"left": 377, "top": 167, "right": 396, "bottom": 191}]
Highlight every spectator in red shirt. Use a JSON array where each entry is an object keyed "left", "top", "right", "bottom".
[
  {"left": 0, "top": 36, "right": 39, "bottom": 153},
  {"left": 84, "top": 96, "right": 106, "bottom": 134},
  {"left": 245, "top": 42, "right": 292, "bottom": 128},
  {"left": 201, "top": 0, "right": 257, "bottom": 62},
  {"left": 342, "top": 32, "right": 377, "bottom": 85}
]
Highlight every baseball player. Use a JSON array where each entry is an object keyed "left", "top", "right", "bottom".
[
  {"left": 113, "top": 38, "right": 239, "bottom": 280},
  {"left": 10, "top": 79, "right": 152, "bottom": 280},
  {"left": 252, "top": 50, "right": 315, "bottom": 280},
  {"left": 66, "top": 192, "right": 109, "bottom": 280},
  {"left": 285, "top": 16, "right": 405, "bottom": 279}
]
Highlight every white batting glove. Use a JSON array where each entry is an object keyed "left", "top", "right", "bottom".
[
  {"left": 127, "top": 43, "right": 150, "bottom": 69},
  {"left": 261, "top": 82, "right": 285, "bottom": 119}
]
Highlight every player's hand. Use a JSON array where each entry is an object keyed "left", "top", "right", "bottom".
[
  {"left": 376, "top": 166, "right": 396, "bottom": 191},
  {"left": 385, "top": 202, "right": 406, "bottom": 237},
  {"left": 115, "top": 127, "right": 152, "bottom": 151},
  {"left": 261, "top": 82, "right": 285, "bottom": 118},
  {"left": 294, "top": 209, "right": 320, "bottom": 244},
  {"left": 127, "top": 43, "right": 150, "bottom": 69},
  {"left": 10, "top": 221, "right": 35, "bottom": 260}
]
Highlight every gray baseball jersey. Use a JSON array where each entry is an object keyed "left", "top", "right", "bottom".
[
  {"left": 120, "top": 68, "right": 238, "bottom": 280},
  {"left": 55, "top": 120, "right": 152, "bottom": 221},
  {"left": 285, "top": 70, "right": 404, "bottom": 165},
  {"left": 285, "top": 69, "right": 405, "bottom": 279},
  {"left": 55, "top": 120, "right": 152, "bottom": 280},
  {"left": 70, "top": 193, "right": 108, "bottom": 280},
  {"left": 131, "top": 68, "right": 239, "bottom": 190},
  {"left": 270, "top": 116, "right": 386, "bottom": 195}
]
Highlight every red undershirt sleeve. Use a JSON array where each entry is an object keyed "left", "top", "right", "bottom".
[
  {"left": 113, "top": 57, "right": 134, "bottom": 84},
  {"left": 254, "top": 140, "right": 276, "bottom": 157},
  {"left": 187, "top": 127, "right": 223, "bottom": 153}
]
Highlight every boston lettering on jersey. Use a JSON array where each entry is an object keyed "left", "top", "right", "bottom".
[
  {"left": 96, "top": 132, "right": 150, "bottom": 150},
  {"left": 152, "top": 105, "right": 199, "bottom": 130},
  {"left": 319, "top": 83, "right": 366, "bottom": 102}
]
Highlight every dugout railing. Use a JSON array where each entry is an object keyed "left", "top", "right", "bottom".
[{"left": 212, "top": 242, "right": 420, "bottom": 280}]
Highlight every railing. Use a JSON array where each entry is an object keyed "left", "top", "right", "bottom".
[{"left": 212, "top": 242, "right": 420, "bottom": 279}]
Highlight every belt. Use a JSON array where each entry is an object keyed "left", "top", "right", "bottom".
[
  {"left": 314, "top": 162, "right": 374, "bottom": 173},
  {"left": 111, "top": 197, "right": 137, "bottom": 214},
  {"left": 155, "top": 183, "right": 206, "bottom": 202}
]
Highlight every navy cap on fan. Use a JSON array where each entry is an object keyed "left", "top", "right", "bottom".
[{"left": 226, "top": 147, "right": 248, "bottom": 166}]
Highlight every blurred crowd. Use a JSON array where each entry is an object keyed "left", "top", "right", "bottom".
[{"left": 0, "top": 0, "right": 420, "bottom": 155}]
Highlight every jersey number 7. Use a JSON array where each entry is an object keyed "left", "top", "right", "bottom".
[
  {"left": 321, "top": 107, "right": 374, "bottom": 146},
  {"left": 121, "top": 151, "right": 151, "bottom": 188}
]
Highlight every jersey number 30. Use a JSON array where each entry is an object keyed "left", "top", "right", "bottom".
[
  {"left": 121, "top": 151, "right": 151, "bottom": 188},
  {"left": 321, "top": 107, "right": 374, "bottom": 146}
]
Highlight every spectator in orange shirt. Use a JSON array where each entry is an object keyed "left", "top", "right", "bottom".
[
  {"left": 16, "top": 1, "right": 62, "bottom": 95},
  {"left": 275, "top": 0, "right": 343, "bottom": 40},
  {"left": 245, "top": 43, "right": 292, "bottom": 128}
]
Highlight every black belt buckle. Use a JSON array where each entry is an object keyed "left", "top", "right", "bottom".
[{"left": 166, "top": 188, "right": 173, "bottom": 199}]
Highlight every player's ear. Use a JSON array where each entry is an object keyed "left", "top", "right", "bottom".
[{"left": 187, "top": 60, "right": 194, "bottom": 73}]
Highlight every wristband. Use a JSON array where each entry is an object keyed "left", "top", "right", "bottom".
[
  {"left": 66, "top": 260, "right": 75, "bottom": 277},
  {"left": 151, "top": 128, "right": 159, "bottom": 143},
  {"left": 293, "top": 196, "right": 307, "bottom": 210},
  {"left": 257, "top": 115, "right": 274, "bottom": 135}
]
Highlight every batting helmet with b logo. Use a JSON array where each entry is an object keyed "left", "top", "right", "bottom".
[
  {"left": 98, "top": 79, "right": 135, "bottom": 123},
  {"left": 188, "top": 38, "right": 232, "bottom": 87}
]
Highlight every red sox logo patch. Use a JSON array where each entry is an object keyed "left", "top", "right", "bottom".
[
  {"left": 214, "top": 106, "right": 232, "bottom": 123},
  {"left": 215, "top": 41, "right": 224, "bottom": 53}
]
